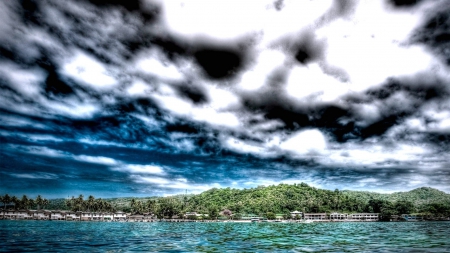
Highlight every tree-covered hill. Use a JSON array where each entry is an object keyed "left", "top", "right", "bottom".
[
  {"left": 3, "top": 184, "right": 450, "bottom": 219},
  {"left": 342, "top": 187, "right": 450, "bottom": 207}
]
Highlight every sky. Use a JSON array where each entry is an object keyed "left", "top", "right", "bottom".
[{"left": 1, "top": 0, "right": 450, "bottom": 198}]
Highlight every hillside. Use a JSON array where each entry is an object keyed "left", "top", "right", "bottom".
[
  {"left": 341, "top": 187, "right": 450, "bottom": 207},
  {"left": 32, "top": 184, "right": 450, "bottom": 218}
]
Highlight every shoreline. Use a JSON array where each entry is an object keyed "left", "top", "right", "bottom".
[{"left": 1, "top": 218, "right": 448, "bottom": 223}]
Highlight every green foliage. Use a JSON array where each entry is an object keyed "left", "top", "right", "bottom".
[
  {"left": 266, "top": 212, "right": 276, "bottom": 220},
  {"left": 2, "top": 185, "right": 449, "bottom": 219}
]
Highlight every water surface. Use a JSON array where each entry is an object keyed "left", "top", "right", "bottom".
[{"left": 1, "top": 221, "right": 449, "bottom": 252}]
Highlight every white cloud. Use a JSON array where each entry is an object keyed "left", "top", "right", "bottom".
[
  {"left": 117, "top": 164, "right": 166, "bottom": 175},
  {"left": 280, "top": 129, "right": 328, "bottom": 155},
  {"left": 75, "top": 155, "right": 118, "bottom": 166},
  {"left": 131, "top": 175, "right": 221, "bottom": 193},
  {"left": 151, "top": 92, "right": 240, "bottom": 128},
  {"left": 8, "top": 172, "right": 59, "bottom": 180},
  {"left": 62, "top": 51, "right": 117, "bottom": 89},
  {"left": 127, "top": 81, "right": 153, "bottom": 96},
  {"left": 0, "top": 63, "right": 45, "bottom": 97},
  {"left": 135, "top": 50, "right": 184, "bottom": 81}
]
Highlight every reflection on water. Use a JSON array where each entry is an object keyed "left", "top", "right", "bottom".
[{"left": 1, "top": 221, "right": 449, "bottom": 252}]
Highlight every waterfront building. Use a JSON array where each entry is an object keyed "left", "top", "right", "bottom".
[
  {"left": 103, "top": 212, "right": 114, "bottom": 221},
  {"left": 34, "top": 210, "right": 50, "bottom": 220},
  {"left": 81, "top": 212, "right": 92, "bottom": 221},
  {"left": 290, "top": 211, "right": 303, "bottom": 219},
  {"left": 65, "top": 211, "right": 81, "bottom": 221},
  {"left": 51, "top": 210, "right": 65, "bottom": 220},
  {"left": 241, "top": 214, "right": 262, "bottom": 220},
  {"left": 304, "top": 213, "right": 327, "bottom": 220},
  {"left": 91, "top": 212, "right": 103, "bottom": 221},
  {"left": 349, "top": 213, "right": 379, "bottom": 221},
  {"left": 128, "top": 214, "right": 145, "bottom": 221},
  {"left": 275, "top": 214, "right": 284, "bottom": 221},
  {"left": 185, "top": 212, "right": 208, "bottom": 219},
  {"left": 2, "top": 209, "right": 32, "bottom": 220},
  {"left": 330, "top": 212, "right": 348, "bottom": 220},
  {"left": 114, "top": 211, "right": 127, "bottom": 221},
  {"left": 401, "top": 214, "right": 424, "bottom": 221}
]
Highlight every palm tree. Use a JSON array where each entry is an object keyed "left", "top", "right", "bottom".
[
  {"left": 0, "top": 195, "right": 4, "bottom": 210},
  {"left": 36, "top": 195, "right": 44, "bottom": 210},
  {"left": 65, "top": 196, "right": 75, "bottom": 211},
  {"left": 3, "top": 194, "right": 11, "bottom": 210},
  {"left": 11, "top": 196, "right": 20, "bottom": 210},
  {"left": 42, "top": 199, "right": 49, "bottom": 210},
  {"left": 29, "top": 199, "right": 35, "bottom": 210},
  {"left": 0, "top": 195, "right": 6, "bottom": 219},
  {"left": 87, "top": 195, "right": 95, "bottom": 212},
  {"left": 20, "top": 195, "right": 30, "bottom": 209},
  {"left": 78, "top": 195, "right": 84, "bottom": 210},
  {"left": 130, "top": 198, "right": 137, "bottom": 214}
]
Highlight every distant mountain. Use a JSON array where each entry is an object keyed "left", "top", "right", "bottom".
[
  {"left": 341, "top": 187, "right": 450, "bottom": 206},
  {"left": 42, "top": 185, "right": 450, "bottom": 217}
]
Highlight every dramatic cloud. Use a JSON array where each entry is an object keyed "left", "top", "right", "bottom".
[{"left": 1, "top": 0, "right": 450, "bottom": 198}]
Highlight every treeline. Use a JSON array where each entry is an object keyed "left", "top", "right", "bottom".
[
  {"left": 64, "top": 195, "right": 115, "bottom": 212},
  {"left": 0, "top": 194, "right": 50, "bottom": 210},
  {"left": 3, "top": 184, "right": 450, "bottom": 220},
  {"left": 152, "top": 184, "right": 450, "bottom": 220}
]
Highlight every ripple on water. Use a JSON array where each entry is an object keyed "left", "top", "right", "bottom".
[{"left": 1, "top": 221, "right": 450, "bottom": 252}]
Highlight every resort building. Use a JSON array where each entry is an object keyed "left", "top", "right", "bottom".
[
  {"left": 91, "top": 212, "right": 103, "bottom": 221},
  {"left": 114, "top": 211, "right": 127, "bottom": 221},
  {"left": 34, "top": 210, "right": 50, "bottom": 220},
  {"left": 51, "top": 210, "right": 65, "bottom": 220},
  {"left": 304, "top": 213, "right": 327, "bottom": 220},
  {"left": 401, "top": 214, "right": 424, "bottom": 221},
  {"left": 128, "top": 214, "right": 145, "bottom": 221},
  {"left": 241, "top": 214, "right": 262, "bottom": 220},
  {"left": 81, "top": 212, "right": 92, "bottom": 221},
  {"left": 349, "top": 213, "right": 379, "bottom": 221},
  {"left": 275, "top": 214, "right": 284, "bottom": 221},
  {"left": 330, "top": 213, "right": 348, "bottom": 220},
  {"left": 2, "top": 209, "right": 32, "bottom": 220},
  {"left": 290, "top": 211, "right": 303, "bottom": 219},
  {"left": 185, "top": 212, "right": 208, "bottom": 219},
  {"left": 103, "top": 213, "right": 114, "bottom": 221},
  {"left": 65, "top": 211, "right": 81, "bottom": 221}
]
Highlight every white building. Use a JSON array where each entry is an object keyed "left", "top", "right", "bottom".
[
  {"left": 65, "top": 211, "right": 80, "bottom": 221},
  {"left": 114, "top": 211, "right": 127, "bottom": 221},
  {"left": 103, "top": 213, "right": 114, "bottom": 221},
  {"left": 304, "top": 213, "right": 327, "bottom": 220},
  {"left": 290, "top": 211, "right": 303, "bottom": 219},
  {"left": 51, "top": 210, "right": 65, "bottom": 220},
  {"left": 34, "top": 210, "right": 50, "bottom": 220},
  {"left": 81, "top": 212, "right": 92, "bottom": 221},
  {"left": 349, "top": 213, "right": 379, "bottom": 221},
  {"left": 330, "top": 213, "right": 348, "bottom": 220}
]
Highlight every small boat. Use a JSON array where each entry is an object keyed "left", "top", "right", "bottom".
[{"left": 251, "top": 218, "right": 259, "bottom": 222}]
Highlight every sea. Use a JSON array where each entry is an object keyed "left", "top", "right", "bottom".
[{"left": 1, "top": 221, "right": 449, "bottom": 252}]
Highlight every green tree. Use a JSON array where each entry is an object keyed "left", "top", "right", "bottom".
[
  {"left": 86, "top": 195, "right": 95, "bottom": 212},
  {"left": 42, "top": 199, "right": 50, "bottom": 209},
  {"left": 11, "top": 196, "right": 20, "bottom": 210},
  {"left": 266, "top": 212, "right": 276, "bottom": 220},
  {"left": 20, "top": 195, "right": 30, "bottom": 209},
  {"left": 207, "top": 205, "right": 219, "bottom": 220},
  {"left": 36, "top": 195, "right": 44, "bottom": 210},
  {"left": 1, "top": 194, "right": 11, "bottom": 210},
  {"left": 395, "top": 200, "right": 414, "bottom": 215}
]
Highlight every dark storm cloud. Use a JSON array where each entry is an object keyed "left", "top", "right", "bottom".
[
  {"left": 388, "top": 0, "right": 423, "bottom": 8},
  {"left": 1, "top": 0, "right": 450, "bottom": 196},
  {"left": 412, "top": 6, "right": 450, "bottom": 65}
]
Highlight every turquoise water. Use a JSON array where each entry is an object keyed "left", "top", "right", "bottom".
[{"left": 1, "top": 221, "right": 449, "bottom": 252}]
